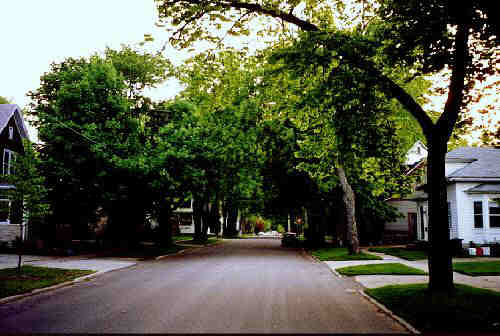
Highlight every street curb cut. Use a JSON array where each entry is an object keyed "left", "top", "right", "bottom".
[
  {"left": 358, "top": 290, "right": 420, "bottom": 334},
  {"left": 0, "top": 263, "right": 136, "bottom": 305}
]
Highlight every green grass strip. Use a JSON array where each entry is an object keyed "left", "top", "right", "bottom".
[
  {"left": 311, "top": 247, "right": 382, "bottom": 261},
  {"left": 453, "top": 261, "right": 500, "bottom": 276},
  {"left": 368, "top": 247, "right": 428, "bottom": 260},
  {"left": 336, "top": 263, "right": 427, "bottom": 276},
  {"left": 0, "top": 265, "right": 94, "bottom": 299},
  {"left": 366, "top": 283, "right": 500, "bottom": 332}
]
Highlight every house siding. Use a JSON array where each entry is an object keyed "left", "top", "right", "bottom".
[
  {"left": 447, "top": 184, "right": 459, "bottom": 239},
  {"left": 0, "top": 224, "right": 22, "bottom": 245},
  {"left": 386, "top": 200, "right": 417, "bottom": 232}
]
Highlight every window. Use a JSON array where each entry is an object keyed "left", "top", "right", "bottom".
[
  {"left": 0, "top": 190, "right": 9, "bottom": 223},
  {"left": 2, "top": 149, "right": 15, "bottom": 175},
  {"left": 8, "top": 126, "right": 13, "bottom": 140},
  {"left": 474, "top": 201, "right": 483, "bottom": 228},
  {"left": 489, "top": 198, "right": 500, "bottom": 228}
]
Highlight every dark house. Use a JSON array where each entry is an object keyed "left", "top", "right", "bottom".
[{"left": 0, "top": 104, "right": 29, "bottom": 245}]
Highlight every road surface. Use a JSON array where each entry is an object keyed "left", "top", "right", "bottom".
[{"left": 0, "top": 239, "right": 406, "bottom": 333}]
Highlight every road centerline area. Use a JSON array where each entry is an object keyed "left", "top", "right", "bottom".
[{"left": 0, "top": 239, "right": 406, "bottom": 333}]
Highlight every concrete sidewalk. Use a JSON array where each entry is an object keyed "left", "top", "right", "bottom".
[
  {"left": 0, "top": 254, "right": 136, "bottom": 274},
  {"left": 324, "top": 250, "right": 500, "bottom": 292}
]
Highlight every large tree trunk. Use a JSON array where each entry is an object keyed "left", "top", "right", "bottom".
[
  {"left": 193, "top": 198, "right": 204, "bottom": 242},
  {"left": 426, "top": 136, "right": 454, "bottom": 293},
  {"left": 336, "top": 165, "right": 360, "bottom": 254},
  {"left": 157, "top": 206, "right": 173, "bottom": 247},
  {"left": 223, "top": 199, "right": 238, "bottom": 237}
]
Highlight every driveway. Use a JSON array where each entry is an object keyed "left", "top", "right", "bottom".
[{"left": 0, "top": 239, "right": 406, "bottom": 333}]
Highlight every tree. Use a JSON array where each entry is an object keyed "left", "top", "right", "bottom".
[
  {"left": 28, "top": 47, "right": 174, "bottom": 247},
  {"left": 6, "top": 139, "right": 51, "bottom": 273},
  {"left": 0, "top": 96, "right": 11, "bottom": 104},
  {"left": 155, "top": 0, "right": 498, "bottom": 294}
]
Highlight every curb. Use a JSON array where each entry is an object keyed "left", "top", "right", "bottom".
[
  {"left": 359, "top": 290, "right": 420, "bottom": 334},
  {"left": 0, "top": 263, "right": 136, "bottom": 305}
]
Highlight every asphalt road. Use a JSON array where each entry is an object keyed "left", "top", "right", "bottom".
[{"left": 0, "top": 239, "right": 406, "bottom": 333}]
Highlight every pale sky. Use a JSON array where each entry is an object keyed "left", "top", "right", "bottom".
[
  {"left": 1, "top": 0, "right": 498, "bottom": 144},
  {"left": 0, "top": 0, "right": 186, "bottom": 110}
]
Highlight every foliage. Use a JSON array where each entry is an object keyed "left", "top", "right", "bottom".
[
  {"left": 0, "top": 96, "right": 11, "bottom": 104},
  {"left": 336, "top": 263, "right": 427, "bottom": 276},
  {"left": 366, "top": 284, "right": 500, "bottom": 332},
  {"left": 310, "top": 247, "right": 382, "bottom": 261},
  {"left": 5, "top": 140, "right": 51, "bottom": 223},
  {"left": 0, "top": 266, "right": 94, "bottom": 299},
  {"left": 27, "top": 46, "right": 178, "bottom": 244}
]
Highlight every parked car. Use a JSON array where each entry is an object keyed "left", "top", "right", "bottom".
[{"left": 281, "top": 232, "right": 299, "bottom": 247}]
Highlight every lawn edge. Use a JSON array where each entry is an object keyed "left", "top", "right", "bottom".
[
  {"left": 359, "top": 289, "right": 420, "bottom": 334},
  {"left": 0, "top": 263, "right": 137, "bottom": 305},
  {"left": 155, "top": 239, "right": 222, "bottom": 260}
]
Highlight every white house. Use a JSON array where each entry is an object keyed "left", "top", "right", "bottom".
[
  {"left": 412, "top": 147, "right": 500, "bottom": 244},
  {"left": 384, "top": 141, "right": 428, "bottom": 242},
  {"left": 160, "top": 199, "right": 240, "bottom": 235}
]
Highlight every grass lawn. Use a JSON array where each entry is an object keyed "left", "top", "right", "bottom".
[
  {"left": 366, "top": 283, "right": 500, "bottom": 332},
  {"left": 311, "top": 247, "right": 382, "bottom": 261},
  {"left": 368, "top": 247, "right": 428, "bottom": 260},
  {"left": 179, "top": 237, "right": 219, "bottom": 245},
  {"left": 336, "top": 263, "right": 427, "bottom": 276},
  {"left": 453, "top": 261, "right": 500, "bottom": 276},
  {"left": 0, "top": 265, "right": 95, "bottom": 299},
  {"left": 172, "top": 235, "right": 194, "bottom": 242},
  {"left": 98, "top": 244, "right": 186, "bottom": 260}
]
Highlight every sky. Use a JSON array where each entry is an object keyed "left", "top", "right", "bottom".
[
  {"left": 1, "top": 0, "right": 498, "bottom": 143},
  {"left": 0, "top": 0, "right": 184, "bottom": 110}
]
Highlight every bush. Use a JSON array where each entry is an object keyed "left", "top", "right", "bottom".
[{"left": 277, "top": 224, "right": 285, "bottom": 234}]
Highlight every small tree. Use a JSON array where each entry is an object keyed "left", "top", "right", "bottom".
[{"left": 6, "top": 139, "right": 51, "bottom": 273}]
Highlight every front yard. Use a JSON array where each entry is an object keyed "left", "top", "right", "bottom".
[
  {"left": 366, "top": 283, "right": 500, "bottom": 332},
  {"left": 368, "top": 247, "right": 427, "bottom": 260},
  {"left": 0, "top": 266, "right": 94, "bottom": 299},
  {"left": 336, "top": 263, "right": 427, "bottom": 276},
  {"left": 453, "top": 261, "right": 500, "bottom": 276},
  {"left": 310, "top": 247, "right": 382, "bottom": 261}
]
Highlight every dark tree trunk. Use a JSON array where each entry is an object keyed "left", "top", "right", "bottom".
[
  {"left": 223, "top": 199, "right": 238, "bottom": 237},
  {"left": 201, "top": 200, "right": 210, "bottom": 242},
  {"left": 193, "top": 198, "right": 204, "bottom": 242},
  {"left": 337, "top": 165, "right": 360, "bottom": 254},
  {"left": 426, "top": 136, "right": 454, "bottom": 293},
  {"left": 156, "top": 206, "right": 173, "bottom": 247}
]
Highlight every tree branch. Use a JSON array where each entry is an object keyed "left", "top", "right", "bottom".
[{"left": 436, "top": 23, "right": 469, "bottom": 140}]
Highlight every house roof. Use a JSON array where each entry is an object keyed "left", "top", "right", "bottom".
[
  {"left": 0, "top": 104, "right": 29, "bottom": 140},
  {"left": 446, "top": 147, "right": 500, "bottom": 180},
  {"left": 465, "top": 183, "right": 500, "bottom": 194}
]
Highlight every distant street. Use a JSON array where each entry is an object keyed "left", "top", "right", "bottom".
[{"left": 0, "top": 239, "right": 405, "bottom": 333}]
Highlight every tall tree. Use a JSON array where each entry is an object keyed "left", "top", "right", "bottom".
[{"left": 155, "top": 0, "right": 498, "bottom": 294}]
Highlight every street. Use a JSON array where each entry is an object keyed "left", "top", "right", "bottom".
[{"left": 0, "top": 239, "right": 406, "bottom": 333}]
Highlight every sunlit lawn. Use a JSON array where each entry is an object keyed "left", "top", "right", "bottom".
[
  {"left": 336, "top": 263, "right": 427, "bottom": 276},
  {"left": 453, "top": 261, "right": 500, "bottom": 276},
  {"left": 311, "top": 247, "right": 382, "bottom": 261}
]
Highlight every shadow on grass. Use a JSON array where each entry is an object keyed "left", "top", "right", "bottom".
[
  {"left": 0, "top": 265, "right": 95, "bottom": 299},
  {"left": 368, "top": 247, "right": 427, "bottom": 260},
  {"left": 366, "top": 283, "right": 500, "bottom": 332}
]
